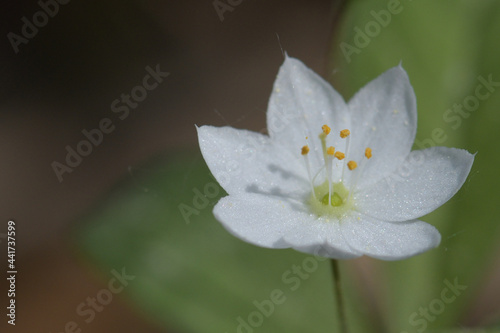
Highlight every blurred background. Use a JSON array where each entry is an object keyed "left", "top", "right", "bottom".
[{"left": 1, "top": 0, "right": 499, "bottom": 332}]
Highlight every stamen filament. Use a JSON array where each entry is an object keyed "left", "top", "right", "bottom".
[
  {"left": 326, "top": 146, "right": 335, "bottom": 205},
  {"left": 319, "top": 124, "right": 330, "bottom": 160},
  {"left": 318, "top": 125, "right": 334, "bottom": 205},
  {"left": 301, "top": 145, "right": 316, "bottom": 200},
  {"left": 340, "top": 129, "right": 351, "bottom": 180},
  {"left": 347, "top": 147, "right": 372, "bottom": 203}
]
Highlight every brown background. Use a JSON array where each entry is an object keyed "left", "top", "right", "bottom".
[{"left": 0, "top": 1, "right": 342, "bottom": 332}]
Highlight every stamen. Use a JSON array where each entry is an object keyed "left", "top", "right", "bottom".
[
  {"left": 347, "top": 147, "right": 373, "bottom": 203},
  {"left": 301, "top": 145, "right": 316, "bottom": 200},
  {"left": 305, "top": 123, "right": 371, "bottom": 213},
  {"left": 318, "top": 124, "right": 334, "bottom": 204},
  {"left": 301, "top": 145, "right": 310, "bottom": 155},
  {"left": 340, "top": 129, "right": 350, "bottom": 138},
  {"left": 319, "top": 124, "right": 330, "bottom": 160},
  {"left": 334, "top": 151, "right": 345, "bottom": 160},
  {"left": 326, "top": 146, "right": 335, "bottom": 204},
  {"left": 340, "top": 129, "right": 351, "bottom": 180},
  {"left": 365, "top": 147, "right": 372, "bottom": 159}
]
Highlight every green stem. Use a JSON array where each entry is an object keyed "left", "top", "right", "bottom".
[{"left": 331, "top": 259, "right": 348, "bottom": 333}]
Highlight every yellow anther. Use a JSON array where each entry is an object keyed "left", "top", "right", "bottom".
[
  {"left": 365, "top": 147, "right": 372, "bottom": 159},
  {"left": 347, "top": 161, "right": 357, "bottom": 170},
  {"left": 301, "top": 145, "right": 310, "bottom": 155},
  {"left": 322, "top": 124, "right": 331, "bottom": 135},
  {"left": 327, "top": 146, "right": 335, "bottom": 156},
  {"left": 340, "top": 129, "right": 350, "bottom": 138},
  {"left": 334, "top": 151, "right": 345, "bottom": 160}
]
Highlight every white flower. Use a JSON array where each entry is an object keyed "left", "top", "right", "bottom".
[{"left": 197, "top": 56, "right": 474, "bottom": 260}]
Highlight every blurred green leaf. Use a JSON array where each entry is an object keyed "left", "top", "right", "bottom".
[
  {"left": 429, "top": 328, "right": 500, "bottom": 333},
  {"left": 74, "top": 151, "right": 373, "bottom": 333},
  {"left": 331, "top": 0, "right": 500, "bottom": 331}
]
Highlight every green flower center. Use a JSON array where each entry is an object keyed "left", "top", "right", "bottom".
[{"left": 307, "top": 181, "right": 354, "bottom": 218}]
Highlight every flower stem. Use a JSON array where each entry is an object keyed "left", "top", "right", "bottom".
[{"left": 330, "top": 259, "right": 348, "bottom": 333}]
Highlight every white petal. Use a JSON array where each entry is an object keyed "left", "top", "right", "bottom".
[
  {"left": 347, "top": 66, "right": 417, "bottom": 189},
  {"left": 341, "top": 213, "right": 441, "bottom": 260},
  {"left": 214, "top": 193, "right": 360, "bottom": 259},
  {"left": 283, "top": 219, "right": 361, "bottom": 259},
  {"left": 213, "top": 193, "right": 317, "bottom": 248},
  {"left": 197, "top": 125, "right": 308, "bottom": 199},
  {"left": 356, "top": 147, "right": 475, "bottom": 221},
  {"left": 266, "top": 56, "right": 349, "bottom": 174}
]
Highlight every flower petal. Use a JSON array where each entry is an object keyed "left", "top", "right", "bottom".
[
  {"left": 283, "top": 219, "right": 361, "bottom": 259},
  {"left": 197, "top": 125, "right": 308, "bottom": 199},
  {"left": 213, "top": 193, "right": 316, "bottom": 248},
  {"left": 267, "top": 56, "right": 349, "bottom": 173},
  {"left": 341, "top": 213, "right": 441, "bottom": 260},
  {"left": 356, "top": 147, "right": 475, "bottom": 221},
  {"left": 213, "top": 193, "right": 360, "bottom": 259},
  {"left": 347, "top": 65, "right": 417, "bottom": 189}
]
